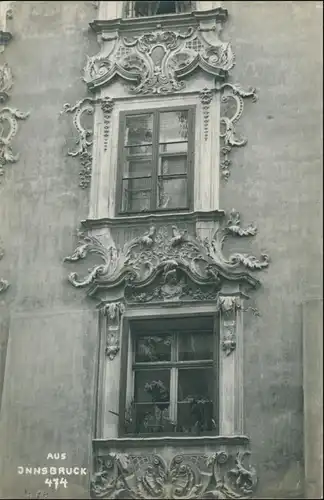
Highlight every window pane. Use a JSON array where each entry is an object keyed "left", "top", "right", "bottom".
[
  {"left": 177, "top": 368, "right": 215, "bottom": 434},
  {"left": 158, "top": 156, "right": 187, "bottom": 175},
  {"left": 178, "top": 331, "right": 213, "bottom": 361},
  {"left": 135, "top": 335, "right": 172, "bottom": 362},
  {"left": 124, "top": 158, "right": 152, "bottom": 178},
  {"left": 125, "top": 113, "right": 153, "bottom": 146},
  {"left": 159, "top": 142, "right": 188, "bottom": 154},
  {"left": 159, "top": 111, "right": 188, "bottom": 143},
  {"left": 126, "top": 145, "right": 153, "bottom": 155},
  {"left": 134, "top": 370, "right": 170, "bottom": 404},
  {"left": 133, "top": 403, "right": 174, "bottom": 434},
  {"left": 133, "top": 370, "right": 171, "bottom": 434},
  {"left": 122, "top": 177, "right": 151, "bottom": 212},
  {"left": 157, "top": 177, "right": 188, "bottom": 209}
]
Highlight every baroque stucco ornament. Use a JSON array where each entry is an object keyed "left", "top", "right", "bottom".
[
  {"left": 90, "top": 450, "right": 257, "bottom": 499},
  {"left": 0, "top": 63, "right": 29, "bottom": 182},
  {"left": 102, "top": 301, "right": 125, "bottom": 360},
  {"left": 61, "top": 97, "right": 114, "bottom": 188},
  {"left": 219, "top": 83, "right": 257, "bottom": 180},
  {"left": 84, "top": 9, "right": 234, "bottom": 94},
  {"left": 64, "top": 209, "right": 269, "bottom": 301},
  {"left": 0, "top": 240, "right": 9, "bottom": 293},
  {"left": 0, "top": 1, "right": 14, "bottom": 52}
]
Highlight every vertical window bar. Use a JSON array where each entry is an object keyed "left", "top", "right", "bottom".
[
  {"left": 117, "top": 112, "right": 127, "bottom": 214},
  {"left": 151, "top": 110, "right": 160, "bottom": 210},
  {"left": 187, "top": 107, "right": 195, "bottom": 210},
  {"left": 212, "top": 314, "right": 220, "bottom": 434}
]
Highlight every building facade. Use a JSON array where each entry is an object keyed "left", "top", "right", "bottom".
[{"left": 0, "top": 1, "right": 322, "bottom": 499}]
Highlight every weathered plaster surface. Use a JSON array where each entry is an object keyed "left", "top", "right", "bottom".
[
  {"left": 0, "top": 1, "right": 322, "bottom": 499},
  {"left": 221, "top": 1, "right": 323, "bottom": 498}
]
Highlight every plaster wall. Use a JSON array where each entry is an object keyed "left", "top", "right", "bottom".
[{"left": 0, "top": 1, "right": 322, "bottom": 499}]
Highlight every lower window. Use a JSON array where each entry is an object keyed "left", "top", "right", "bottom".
[{"left": 120, "top": 315, "right": 219, "bottom": 436}]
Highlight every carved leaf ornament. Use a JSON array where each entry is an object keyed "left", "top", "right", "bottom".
[
  {"left": 64, "top": 210, "right": 269, "bottom": 301},
  {"left": 90, "top": 450, "right": 257, "bottom": 499},
  {"left": 83, "top": 18, "right": 235, "bottom": 94}
]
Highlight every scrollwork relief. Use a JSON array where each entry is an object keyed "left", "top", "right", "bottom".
[
  {"left": 0, "top": 1, "right": 14, "bottom": 52},
  {"left": 0, "top": 63, "right": 13, "bottom": 102},
  {"left": 199, "top": 87, "right": 213, "bottom": 141},
  {"left": 90, "top": 449, "right": 257, "bottom": 499},
  {"left": 102, "top": 301, "right": 125, "bottom": 360},
  {"left": 83, "top": 14, "right": 234, "bottom": 94},
  {"left": 219, "top": 83, "right": 257, "bottom": 180},
  {"left": 61, "top": 97, "right": 103, "bottom": 189},
  {"left": 64, "top": 209, "right": 269, "bottom": 304},
  {"left": 0, "top": 68, "right": 30, "bottom": 182},
  {"left": 0, "top": 240, "right": 9, "bottom": 293},
  {"left": 222, "top": 320, "right": 236, "bottom": 356}
]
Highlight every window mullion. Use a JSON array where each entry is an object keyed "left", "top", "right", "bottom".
[
  {"left": 187, "top": 107, "right": 195, "bottom": 210},
  {"left": 151, "top": 110, "right": 160, "bottom": 210},
  {"left": 118, "top": 112, "right": 127, "bottom": 213}
]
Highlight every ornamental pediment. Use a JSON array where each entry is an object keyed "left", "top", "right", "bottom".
[
  {"left": 64, "top": 211, "right": 270, "bottom": 301},
  {"left": 84, "top": 8, "right": 234, "bottom": 94}
]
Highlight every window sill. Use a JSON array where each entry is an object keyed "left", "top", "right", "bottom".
[
  {"left": 93, "top": 434, "right": 249, "bottom": 449},
  {"left": 81, "top": 209, "right": 225, "bottom": 229}
]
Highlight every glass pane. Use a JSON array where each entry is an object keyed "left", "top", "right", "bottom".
[
  {"left": 125, "top": 113, "right": 153, "bottom": 146},
  {"left": 134, "top": 370, "right": 170, "bottom": 404},
  {"left": 122, "top": 177, "right": 151, "bottom": 212},
  {"left": 178, "top": 331, "right": 213, "bottom": 361},
  {"left": 159, "top": 142, "right": 188, "bottom": 154},
  {"left": 158, "top": 155, "right": 187, "bottom": 175},
  {"left": 126, "top": 145, "right": 152, "bottom": 155},
  {"left": 177, "top": 368, "right": 215, "bottom": 433},
  {"left": 133, "top": 403, "right": 174, "bottom": 434},
  {"left": 135, "top": 335, "right": 172, "bottom": 362},
  {"left": 157, "top": 177, "right": 188, "bottom": 209},
  {"left": 124, "top": 158, "right": 152, "bottom": 178},
  {"left": 159, "top": 111, "right": 188, "bottom": 143}
]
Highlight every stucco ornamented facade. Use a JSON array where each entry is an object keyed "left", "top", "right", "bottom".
[
  {"left": 0, "top": 2, "right": 321, "bottom": 500},
  {"left": 61, "top": 3, "right": 271, "bottom": 499}
]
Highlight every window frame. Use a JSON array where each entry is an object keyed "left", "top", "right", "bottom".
[
  {"left": 116, "top": 105, "right": 196, "bottom": 216},
  {"left": 118, "top": 313, "right": 219, "bottom": 437}
]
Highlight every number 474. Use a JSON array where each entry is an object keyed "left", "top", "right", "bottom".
[{"left": 45, "top": 478, "right": 68, "bottom": 489}]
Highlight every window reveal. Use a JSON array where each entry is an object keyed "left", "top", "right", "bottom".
[
  {"left": 118, "top": 108, "right": 194, "bottom": 214},
  {"left": 123, "top": 317, "right": 218, "bottom": 435}
]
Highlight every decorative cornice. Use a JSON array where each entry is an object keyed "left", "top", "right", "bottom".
[
  {"left": 84, "top": 9, "right": 234, "bottom": 94},
  {"left": 90, "top": 8, "right": 228, "bottom": 34},
  {"left": 93, "top": 434, "right": 250, "bottom": 448},
  {"left": 81, "top": 210, "right": 225, "bottom": 229},
  {"left": 60, "top": 97, "right": 103, "bottom": 189},
  {"left": 90, "top": 445, "right": 257, "bottom": 499},
  {"left": 64, "top": 209, "right": 269, "bottom": 301},
  {"left": 219, "top": 83, "right": 257, "bottom": 180}
]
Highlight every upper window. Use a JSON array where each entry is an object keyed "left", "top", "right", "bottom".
[
  {"left": 117, "top": 107, "right": 195, "bottom": 215},
  {"left": 125, "top": 1, "right": 195, "bottom": 18},
  {"left": 120, "top": 315, "right": 219, "bottom": 436}
]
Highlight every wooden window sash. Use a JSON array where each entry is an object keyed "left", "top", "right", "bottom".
[{"left": 117, "top": 107, "right": 195, "bottom": 215}]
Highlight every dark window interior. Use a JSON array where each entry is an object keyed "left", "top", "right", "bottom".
[
  {"left": 123, "top": 316, "right": 219, "bottom": 436},
  {"left": 131, "top": 1, "right": 194, "bottom": 18}
]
